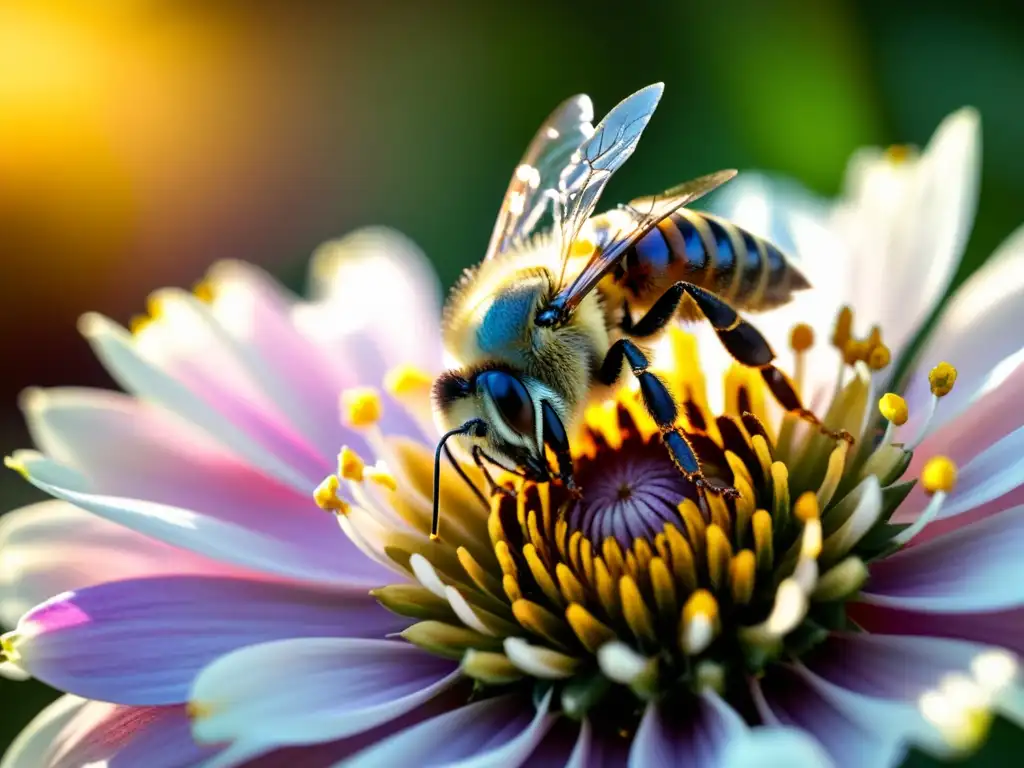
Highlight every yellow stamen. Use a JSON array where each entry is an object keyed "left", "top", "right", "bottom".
[
  {"left": 929, "top": 362, "right": 958, "bottom": 397},
  {"left": 790, "top": 323, "right": 815, "bottom": 353},
  {"left": 620, "top": 575, "right": 657, "bottom": 645},
  {"left": 341, "top": 387, "right": 383, "bottom": 427},
  {"left": 680, "top": 589, "right": 719, "bottom": 655},
  {"left": 364, "top": 463, "right": 398, "bottom": 492},
  {"left": 313, "top": 474, "right": 349, "bottom": 514},
  {"left": 831, "top": 306, "right": 853, "bottom": 351},
  {"left": 922, "top": 456, "right": 958, "bottom": 495},
  {"left": 523, "top": 544, "right": 564, "bottom": 608},
  {"left": 816, "top": 441, "right": 849, "bottom": 509},
  {"left": 338, "top": 446, "right": 365, "bottom": 481},
  {"left": 867, "top": 343, "right": 891, "bottom": 371},
  {"left": 565, "top": 603, "right": 616, "bottom": 654},
  {"left": 729, "top": 550, "right": 756, "bottom": 605},
  {"left": 128, "top": 314, "right": 151, "bottom": 335},
  {"left": 878, "top": 393, "right": 909, "bottom": 426},
  {"left": 384, "top": 364, "right": 433, "bottom": 397},
  {"left": 752, "top": 509, "right": 774, "bottom": 571},
  {"left": 885, "top": 144, "right": 913, "bottom": 164},
  {"left": 677, "top": 500, "right": 706, "bottom": 558},
  {"left": 555, "top": 563, "right": 587, "bottom": 605},
  {"left": 705, "top": 524, "right": 733, "bottom": 590},
  {"left": 649, "top": 557, "right": 678, "bottom": 622},
  {"left": 192, "top": 278, "right": 216, "bottom": 304},
  {"left": 3, "top": 455, "right": 28, "bottom": 479},
  {"left": 664, "top": 524, "right": 698, "bottom": 593},
  {"left": 770, "top": 462, "right": 790, "bottom": 534},
  {"left": 795, "top": 490, "right": 819, "bottom": 523}
]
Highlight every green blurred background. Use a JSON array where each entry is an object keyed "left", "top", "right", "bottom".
[{"left": 1, "top": 0, "right": 1021, "bottom": 762}]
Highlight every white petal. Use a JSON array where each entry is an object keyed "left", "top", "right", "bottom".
[
  {"left": 341, "top": 691, "right": 553, "bottom": 768},
  {"left": 12, "top": 451, "right": 380, "bottom": 586},
  {"left": 189, "top": 638, "right": 459, "bottom": 753},
  {"left": 0, "top": 695, "right": 86, "bottom": 768},
  {"left": 304, "top": 227, "right": 443, "bottom": 375},
  {"left": 903, "top": 222, "right": 1024, "bottom": 439},
  {"left": 718, "top": 726, "right": 835, "bottom": 768},
  {"left": 876, "top": 108, "right": 980, "bottom": 357},
  {"left": 0, "top": 501, "right": 236, "bottom": 627},
  {"left": 597, "top": 641, "right": 649, "bottom": 685}
]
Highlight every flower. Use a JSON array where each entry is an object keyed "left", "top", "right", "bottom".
[{"left": 2, "top": 110, "right": 1024, "bottom": 768}]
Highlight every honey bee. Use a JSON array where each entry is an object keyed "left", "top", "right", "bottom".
[{"left": 431, "top": 83, "right": 833, "bottom": 537}]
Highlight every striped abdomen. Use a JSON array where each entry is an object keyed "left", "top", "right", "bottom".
[{"left": 597, "top": 208, "right": 809, "bottom": 314}]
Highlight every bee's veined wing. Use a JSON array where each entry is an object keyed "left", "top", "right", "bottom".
[
  {"left": 484, "top": 94, "right": 596, "bottom": 260},
  {"left": 550, "top": 170, "right": 738, "bottom": 314},
  {"left": 552, "top": 83, "right": 665, "bottom": 290}
]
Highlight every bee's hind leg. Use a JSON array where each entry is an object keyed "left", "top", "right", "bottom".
[
  {"left": 624, "top": 281, "right": 852, "bottom": 444},
  {"left": 597, "top": 338, "right": 738, "bottom": 500}
]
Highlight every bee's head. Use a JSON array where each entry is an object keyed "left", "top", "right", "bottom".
[{"left": 432, "top": 365, "right": 559, "bottom": 479}]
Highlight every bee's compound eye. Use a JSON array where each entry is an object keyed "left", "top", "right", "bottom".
[{"left": 478, "top": 371, "right": 535, "bottom": 435}]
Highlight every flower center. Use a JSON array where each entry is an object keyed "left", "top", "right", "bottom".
[
  {"left": 314, "top": 316, "right": 963, "bottom": 730},
  {"left": 565, "top": 423, "right": 699, "bottom": 547}
]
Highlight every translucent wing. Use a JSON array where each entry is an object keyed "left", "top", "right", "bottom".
[
  {"left": 549, "top": 170, "right": 738, "bottom": 316},
  {"left": 484, "top": 94, "right": 595, "bottom": 260},
  {"left": 552, "top": 83, "right": 665, "bottom": 289}
]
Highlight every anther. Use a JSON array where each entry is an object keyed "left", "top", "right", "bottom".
[
  {"left": 338, "top": 446, "right": 365, "bottom": 481},
  {"left": 680, "top": 590, "right": 719, "bottom": 655},
  {"left": 789, "top": 323, "right": 814, "bottom": 353},
  {"left": 893, "top": 456, "right": 957, "bottom": 545},
  {"left": 313, "top": 474, "right": 349, "bottom": 514},
  {"left": 929, "top": 362, "right": 958, "bottom": 397},
  {"left": 192, "top": 278, "right": 216, "bottom": 304},
  {"left": 878, "top": 392, "right": 908, "bottom": 446},
  {"left": 128, "top": 315, "right": 151, "bottom": 335},
  {"left": 341, "top": 387, "right": 383, "bottom": 428},
  {"left": 868, "top": 343, "right": 891, "bottom": 371},
  {"left": 831, "top": 306, "right": 853, "bottom": 351},
  {"left": 384, "top": 365, "right": 433, "bottom": 397},
  {"left": 879, "top": 393, "right": 908, "bottom": 426},
  {"left": 885, "top": 144, "right": 913, "bottom": 164},
  {"left": 3, "top": 455, "right": 28, "bottom": 479},
  {"left": 922, "top": 455, "right": 958, "bottom": 495}
]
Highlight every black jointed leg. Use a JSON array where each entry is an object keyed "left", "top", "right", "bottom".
[
  {"left": 471, "top": 445, "right": 517, "bottom": 497},
  {"left": 622, "top": 281, "right": 852, "bottom": 443},
  {"left": 541, "top": 400, "right": 580, "bottom": 497},
  {"left": 597, "top": 339, "right": 737, "bottom": 499}
]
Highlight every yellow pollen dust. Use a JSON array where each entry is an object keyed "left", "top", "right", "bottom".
[
  {"left": 878, "top": 393, "right": 909, "bottom": 426},
  {"left": 338, "top": 446, "right": 365, "bottom": 481},
  {"left": 832, "top": 308, "right": 889, "bottom": 369},
  {"left": 313, "top": 474, "right": 349, "bottom": 514},
  {"left": 384, "top": 365, "right": 432, "bottom": 397},
  {"left": 922, "top": 456, "right": 958, "bottom": 495},
  {"left": 342, "top": 387, "right": 383, "bottom": 428},
  {"left": 929, "top": 362, "right": 958, "bottom": 397},
  {"left": 128, "top": 315, "right": 151, "bottom": 335},
  {"left": 789, "top": 323, "right": 814, "bottom": 353}
]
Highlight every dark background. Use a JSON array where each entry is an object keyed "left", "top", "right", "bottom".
[{"left": 1, "top": 0, "right": 1022, "bottom": 762}]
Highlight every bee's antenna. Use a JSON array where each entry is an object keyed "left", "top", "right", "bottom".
[{"left": 432, "top": 419, "right": 486, "bottom": 540}]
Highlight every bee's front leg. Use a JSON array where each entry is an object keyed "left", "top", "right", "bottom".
[
  {"left": 541, "top": 400, "right": 581, "bottom": 499},
  {"left": 597, "top": 338, "right": 738, "bottom": 501}
]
